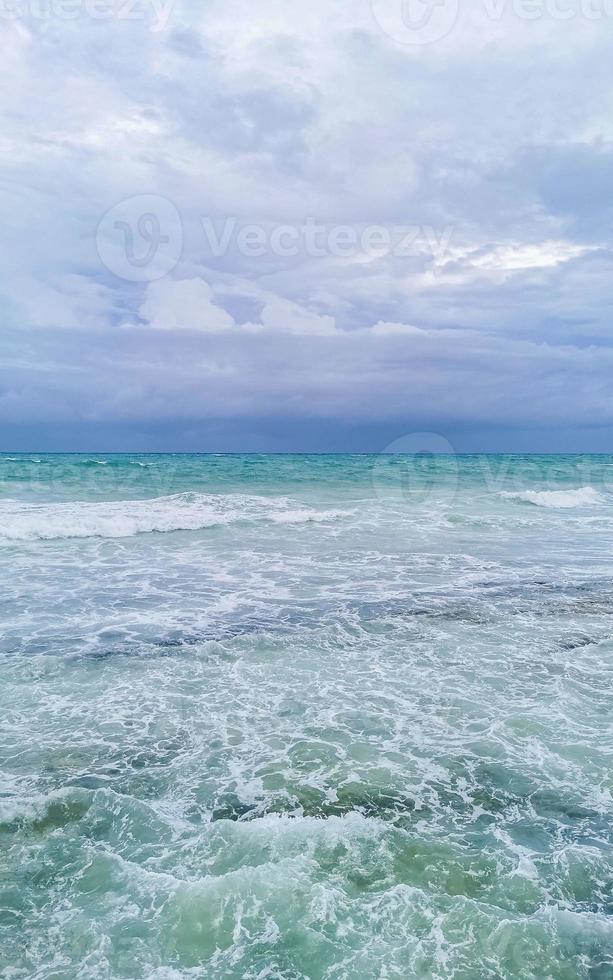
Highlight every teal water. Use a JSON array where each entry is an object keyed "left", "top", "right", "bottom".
[{"left": 0, "top": 453, "right": 612, "bottom": 979}]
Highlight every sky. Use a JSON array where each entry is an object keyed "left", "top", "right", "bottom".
[{"left": 1, "top": 0, "right": 613, "bottom": 452}]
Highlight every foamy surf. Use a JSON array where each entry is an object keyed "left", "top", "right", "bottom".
[
  {"left": 500, "top": 486, "right": 602, "bottom": 508},
  {"left": 0, "top": 492, "right": 346, "bottom": 541},
  {"left": 2, "top": 453, "right": 613, "bottom": 979}
]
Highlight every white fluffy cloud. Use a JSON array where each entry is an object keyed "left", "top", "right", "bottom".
[
  {"left": 139, "top": 279, "right": 235, "bottom": 331},
  {"left": 250, "top": 297, "right": 336, "bottom": 335}
]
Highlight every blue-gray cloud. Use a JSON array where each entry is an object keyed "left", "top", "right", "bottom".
[{"left": 1, "top": 1, "right": 613, "bottom": 449}]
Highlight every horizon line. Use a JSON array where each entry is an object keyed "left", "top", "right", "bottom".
[{"left": 2, "top": 450, "right": 613, "bottom": 457}]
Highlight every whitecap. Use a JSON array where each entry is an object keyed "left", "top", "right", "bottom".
[
  {"left": 500, "top": 486, "right": 603, "bottom": 508},
  {"left": 0, "top": 492, "right": 347, "bottom": 541}
]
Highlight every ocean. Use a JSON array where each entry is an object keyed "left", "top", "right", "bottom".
[{"left": 0, "top": 453, "right": 612, "bottom": 978}]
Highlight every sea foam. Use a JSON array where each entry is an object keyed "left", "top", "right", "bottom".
[
  {"left": 500, "top": 486, "right": 602, "bottom": 508},
  {"left": 0, "top": 492, "right": 345, "bottom": 541}
]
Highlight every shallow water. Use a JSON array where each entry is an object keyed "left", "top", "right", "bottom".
[{"left": 1, "top": 454, "right": 612, "bottom": 978}]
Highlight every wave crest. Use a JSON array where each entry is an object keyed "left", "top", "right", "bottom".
[
  {"left": 0, "top": 492, "right": 346, "bottom": 541},
  {"left": 501, "top": 486, "right": 602, "bottom": 508}
]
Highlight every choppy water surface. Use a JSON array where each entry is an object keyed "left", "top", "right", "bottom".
[{"left": 1, "top": 454, "right": 612, "bottom": 979}]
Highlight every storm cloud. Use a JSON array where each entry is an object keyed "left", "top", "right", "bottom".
[{"left": 1, "top": 0, "right": 612, "bottom": 450}]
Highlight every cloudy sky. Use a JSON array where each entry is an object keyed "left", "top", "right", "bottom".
[{"left": 1, "top": 0, "right": 613, "bottom": 451}]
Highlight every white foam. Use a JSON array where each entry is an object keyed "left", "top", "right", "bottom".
[
  {"left": 501, "top": 486, "right": 603, "bottom": 508},
  {"left": 0, "top": 492, "right": 346, "bottom": 541}
]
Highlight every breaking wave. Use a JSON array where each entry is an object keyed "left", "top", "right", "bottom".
[
  {"left": 500, "top": 486, "right": 603, "bottom": 509},
  {"left": 0, "top": 492, "right": 346, "bottom": 541}
]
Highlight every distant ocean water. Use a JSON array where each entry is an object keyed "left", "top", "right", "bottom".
[{"left": 1, "top": 453, "right": 612, "bottom": 979}]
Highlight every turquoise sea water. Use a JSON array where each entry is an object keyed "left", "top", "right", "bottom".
[{"left": 0, "top": 453, "right": 612, "bottom": 979}]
